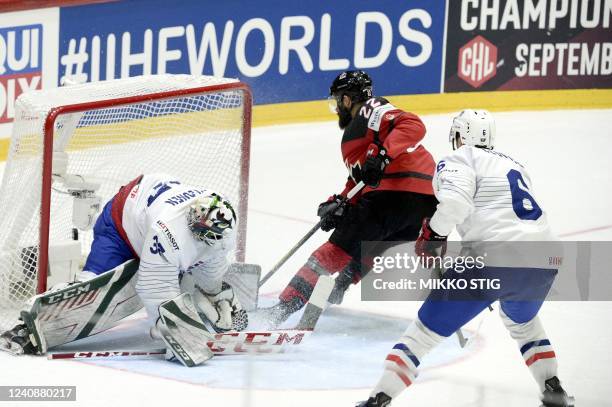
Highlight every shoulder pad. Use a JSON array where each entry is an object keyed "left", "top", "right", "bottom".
[{"left": 362, "top": 98, "right": 397, "bottom": 132}]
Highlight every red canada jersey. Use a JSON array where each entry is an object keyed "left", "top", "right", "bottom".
[{"left": 340, "top": 97, "right": 435, "bottom": 197}]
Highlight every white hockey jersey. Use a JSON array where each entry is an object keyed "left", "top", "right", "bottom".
[
  {"left": 430, "top": 146, "right": 555, "bottom": 243},
  {"left": 120, "top": 174, "right": 236, "bottom": 318}
]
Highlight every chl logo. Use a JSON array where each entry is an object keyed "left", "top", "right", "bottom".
[{"left": 458, "top": 35, "right": 498, "bottom": 88}]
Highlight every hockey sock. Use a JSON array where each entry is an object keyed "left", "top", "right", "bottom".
[
  {"left": 501, "top": 309, "right": 558, "bottom": 392},
  {"left": 279, "top": 241, "right": 352, "bottom": 305},
  {"left": 371, "top": 318, "right": 445, "bottom": 399}
]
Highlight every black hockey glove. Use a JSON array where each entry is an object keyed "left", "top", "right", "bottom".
[
  {"left": 317, "top": 194, "right": 348, "bottom": 232},
  {"left": 361, "top": 144, "right": 391, "bottom": 188}
]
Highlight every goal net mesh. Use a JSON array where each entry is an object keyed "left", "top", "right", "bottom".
[{"left": 0, "top": 74, "right": 250, "bottom": 331}]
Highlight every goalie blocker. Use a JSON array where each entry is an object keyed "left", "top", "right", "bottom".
[{"left": 155, "top": 293, "right": 214, "bottom": 366}]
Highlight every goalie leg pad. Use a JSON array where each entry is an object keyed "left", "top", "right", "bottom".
[
  {"left": 17, "top": 259, "right": 143, "bottom": 353},
  {"left": 158, "top": 293, "right": 214, "bottom": 367}
]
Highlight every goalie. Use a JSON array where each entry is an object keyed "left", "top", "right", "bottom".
[{"left": 1, "top": 174, "right": 247, "bottom": 367}]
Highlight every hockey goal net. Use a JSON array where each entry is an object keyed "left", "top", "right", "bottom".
[{"left": 0, "top": 74, "right": 252, "bottom": 331}]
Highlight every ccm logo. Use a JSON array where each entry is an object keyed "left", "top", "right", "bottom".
[{"left": 47, "top": 284, "right": 92, "bottom": 304}]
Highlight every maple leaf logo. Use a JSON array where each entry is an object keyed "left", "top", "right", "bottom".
[{"left": 345, "top": 159, "right": 362, "bottom": 182}]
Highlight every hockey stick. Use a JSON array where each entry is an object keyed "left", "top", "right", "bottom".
[
  {"left": 296, "top": 275, "right": 334, "bottom": 330},
  {"left": 431, "top": 265, "right": 469, "bottom": 348},
  {"left": 258, "top": 181, "right": 365, "bottom": 288}
]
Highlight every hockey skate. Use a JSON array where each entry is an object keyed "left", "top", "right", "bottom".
[
  {"left": 356, "top": 392, "right": 392, "bottom": 407},
  {"left": 541, "top": 377, "right": 575, "bottom": 407},
  {"left": 0, "top": 323, "right": 37, "bottom": 355},
  {"left": 259, "top": 297, "right": 304, "bottom": 328}
]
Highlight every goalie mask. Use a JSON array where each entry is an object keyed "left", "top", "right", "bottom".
[{"left": 187, "top": 193, "right": 236, "bottom": 244}]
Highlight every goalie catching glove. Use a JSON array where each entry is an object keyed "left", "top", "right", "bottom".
[{"left": 193, "top": 282, "right": 248, "bottom": 332}]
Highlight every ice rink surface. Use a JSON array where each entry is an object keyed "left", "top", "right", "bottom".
[{"left": 1, "top": 109, "right": 611, "bottom": 407}]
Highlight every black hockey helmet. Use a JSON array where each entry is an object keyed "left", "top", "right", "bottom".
[{"left": 329, "top": 70, "right": 373, "bottom": 103}]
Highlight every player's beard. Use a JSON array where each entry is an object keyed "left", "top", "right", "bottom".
[{"left": 337, "top": 105, "right": 352, "bottom": 129}]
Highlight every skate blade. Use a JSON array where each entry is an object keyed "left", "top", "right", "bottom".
[
  {"left": 0, "top": 339, "right": 24, "bottom": 356},
  {"left": 540, "top": 395, "right": 576, "bottom": 407}
]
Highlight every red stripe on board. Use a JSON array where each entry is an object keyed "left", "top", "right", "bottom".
[{"left": 526, "top": 351, "right": 556, "bottom": 366}]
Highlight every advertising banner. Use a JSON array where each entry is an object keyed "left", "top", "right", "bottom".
[
  {"left": 0, "top": 8, "right": 58, "bottom": 135},
  {"left": 444, "top": 0, "right": 612, "bottom": 92},
  {"left": 58, "top": 0, "right": 446, "bottom": 104}
]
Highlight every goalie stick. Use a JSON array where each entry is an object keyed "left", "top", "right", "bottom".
[
  {"left": 48, "top": 276, "right": 335, "bottom": 361},
  {"left": 48, "top": 350, "right": 166, "bottom": 360},
  {"left": 259, "top": 182, "right": 365, "bottom": 287},
  {"left": 48, "top": 329, "right": 310, "bottom": 359}
]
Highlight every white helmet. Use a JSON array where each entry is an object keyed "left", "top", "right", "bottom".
[
  {"left": 449, "top": 109, "right": 495, "bottom": 150},
  {"left": 187, "top": 193, "right": 236, "bottom": 244}
]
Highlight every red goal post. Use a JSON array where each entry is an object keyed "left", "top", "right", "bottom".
[{"left": 0, "top": 75, "right": 252, "bottom": 330}]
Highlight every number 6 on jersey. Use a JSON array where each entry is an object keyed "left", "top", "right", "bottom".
[{"left": 507, "top": 169, "right": 542, "bottom": 221}]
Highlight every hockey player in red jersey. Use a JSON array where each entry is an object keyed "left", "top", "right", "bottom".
[{"left": 266, "top": 70, "right": 438, "bottom": 325}]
